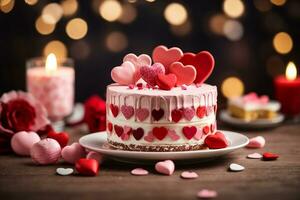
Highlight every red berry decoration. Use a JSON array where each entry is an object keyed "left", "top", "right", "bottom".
[
  {"left": 156, "top": 73, "right": 177, "bottom": 90},
  {"left": 132, "top": 128, "right": 144, "bottom": 140},
  {"left": 204, "top": 132, "right": 228, "bottom": 149},
  {"left": 47, "top": 131, "right": 69, "bottom": 148},
  {"left": 75, "top": 158, "right": 99, "bottom": 176},
  {"left": 151, "top": 109, "right": 164, "bottom": 121},
  {"left": 263, "top": 152, "right": 279, "bottom": 161},
  {"left": 153, "top": 127, "right": 168, "bottom": 140},
  {"left": 114, "top": 125, "right": 123, "bottom": 137},
  {"left": 182, "top": 126, "right": 197, "bottom": 140},
  {"left": 196, "top": 106, "right": 206, "bottom": 118},
  {"left": 171, "top": 109, "right": 183, "bottom": 123},
  {"left": 110, "top": 104, "right": 119, "bottom": 117}
]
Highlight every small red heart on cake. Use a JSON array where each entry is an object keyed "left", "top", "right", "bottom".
[
  {"left": 151, "top": 109, "right": 164, "bottom": 121},
  {"left": 182, "top": 126, "right": 197, "bottom": 140},
  {"left": 121, "top": 105, "right": 134, "bottom": 119},
  {"left": 179, "top": 51, "right": 215, "bottom": 84},
  {"left": 110, "top": 104, "right": 119, "bottom": 117},
  {"left": 263, "top": 152, "right": 279, "bottom": 161},
  {"left": 202, "top": 126, "right": 210, "bottom": 135},
  {"left": 171, "top": 109, "right": 183, "bottom": 123},
  {"left": 140, "top": 63, "right": 165, "bottom": 86},
  {"left": 156, "top": 73, "right": 177, "bottom": 90},
  {"left": 196, "top": 106, "right": 206, "bottom": 118},
  {"left": 114, "top": 125, "right": 123, "bottom": 137},
  {"left": 169, "top": 62, "right": 197, "bottom": 86},
  {"left": 132, "top": 128, "right": 144, "bottom": 140},
  {"left": 153, "top": 127, "right": 168, "bottom": 140},
  {"left": 47, "top": 131, "right": 69, "bottom": 148},
  {"left": 204, "top": 132, "right": 229, "bottom": 149},
  {"left": 136, "top": 108, "right": 149, "bottom": 122},
  {"left": 107, "top": 122, "right": 113, "bottom": 132},
  {"left": 75, "top": 158, "right": 99, "bottom": 176}
]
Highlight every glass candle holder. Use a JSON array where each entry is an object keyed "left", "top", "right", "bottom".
[{"left": 26, "top": 54, "right": 75, "bottom": 123}]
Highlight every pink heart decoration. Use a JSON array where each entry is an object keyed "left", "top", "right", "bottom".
[
  {"left": 169, "top": 62, "right": 196, "bottom": 86},
  {"left": 152, "top": 45, "right": 183, "bottom": 72},
  {"left": 181, "top": 171, "right": 199, "bottom": 179},
  {"left": 123, "top": 53, "right": 152, "bottom": 80},
  {"left": 247, "top": 136, "right": 265, "bottom": 148},
  {"left": 168, "top": 130, "right": 180, "bottom": 141},
  {"left": 197, "top": 189, "right": 218, "bottom": 199},
  {"left": 11, "top": 131, "right": 41, "bottom": 156},
  {"left": 61, "top": 142, "right": 86, "bottom": 164},
  {"left": 183, "top": 107, "right": 195, "bottom": 121},
  {"left": 111, "top": 61, "right": 137, "bottom": 85},
  {"left": 121, "top": 133, "right": 130, "bottom": 141},
  {"left": 155, "top": 160, "right": 175, "bottom": 175},
  {"left": 131, "top": 168, "right": 149, "bottom": 176},
  {"left": 121, "top": 105, "right": 134, "bottom": 119},
  {"left": 247, "top": 153, "right": 262, "bottom": 159},
  {"left": 144, "top": 131, "right": 155, "bottom": 142},
  {"left": 123, "top": 126, "right": 132, "bottom": 135},
  {"left": 140, "top": 63, "right": 165, "bottom": 86},
  {"left": 194, "top": 129, "right": 203, "bottom": 140},
  {"left": 136, "top": 108, "right": 149, "bottom": 122}
]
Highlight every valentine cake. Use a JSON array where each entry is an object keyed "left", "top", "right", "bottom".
[
  {"left": 106, "top": 45, "right": 222, "bottom": 152},
  {"left": 228, "top": 92, "right": 281, "bottom": 121}
]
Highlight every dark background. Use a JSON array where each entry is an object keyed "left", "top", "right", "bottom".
[{"left": 0, "top": 0, "right": 299, "bottom": 104}]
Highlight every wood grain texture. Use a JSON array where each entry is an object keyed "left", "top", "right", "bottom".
[{"left": 0, "top": 123, "right": 300, "bottom": 200}]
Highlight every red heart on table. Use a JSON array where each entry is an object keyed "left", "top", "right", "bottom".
[
  {"left": 263, "top": 152, "right": 279, "bottom": 161},
  {"left": 136, "top": 108, "right": 149, "bottom": 122},
  {"left": 204, "top": 131, "right": 228, "bottom": 149},
  {"left": 196, "top": 106, "right": 206, "bottom": 118},
  {"left": 153, "top": 127, "right": 168, "bottom": 140},
  {"left": 156, "top": 73, "right": 177, "bottom": 90},
  {"left": 121, "top": 105, "right": 134, "bottom": 119},
  {"left": 132, "top": 128, "right": 144, "bottom": 140},
  {"left": 152, "top": 108, "right": 164, "bottom": 121},
  {"left": 182, "top": 126, "right": 197, "bottom": 140},
  {"left": 110, "top": 104, "right": 119, "bottom": 117},
  {"left": 169, "top": 62, "right": 197, "bottom": 86},
  {"left": 140, "top": 63, "right": 165, "bottom": 86},
  {"left": 47, "top": 131, "right": 69, "bottom": 148},
  {"left": 114, "top": 125, "right": 123, "bottom": 137},
  {"left": 75, "top": 158, "right": 99, "bottom": 176},
  {"left": 152, "top": 45, "right": 183, "bottom": 72},
  {"left": 179, "top": 51, "right": 215, "bottom": 84},
  {"left": 171, "top": 109, "right": 183, "bottom": 123}
]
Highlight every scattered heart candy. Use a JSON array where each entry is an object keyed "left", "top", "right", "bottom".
[
  {"left": 247, "top": 153, "right": 262, "bottom": 159},
  {"left": 156, "top": 73, "right": 177, "bottom": 90},
  {"left": 30, "top": 138, "right": 61, "bottom": 165},
  {"left": 47, "top": 131, "right": 69, "bottom": 148},
  {"left": 86, "top": 151, "right": 103, "bottom": 164},
  {"left": 169, "top": 62, "right": 197, "bottom": 86},
  {"left": 140, "top": 63, "right": 165, "bottom": 86},
  {"left": 75, "top": 158, "right": 99, "bottom": 176},
  {"left": 155, "top": 160, "right": 175, "bottom": 175},
  {"left": 204, "top": 132, "right": 229, "bottom": 149},
  {"left": 111, "top": 61, "right": 138, "bottom": 85},
  {"left": 61, "top": 142, "right": 86, "bottom": 164},
  {"left": 11, "top": 131, "right": 40, "bottom": 156},
  {"left": 131, "top": 168, "right": 149, "bottom": 176},
  {"left": 247, "top": 136, "right": 265, "bottom": 148},
  {"left": 229, "top": 163, "right": 245, "bottom": 172},
  {"left": 197, "top": 189, "right": 218, "bottom": 199},
  {"left": 263, "top": 152, "right": 279, "bottom": 161},
  {"left": 181, "top": 171, "right": 199, "bottom": 179},
  {"left": 56, "top": 168, "right": 74, "bottom": 176}
]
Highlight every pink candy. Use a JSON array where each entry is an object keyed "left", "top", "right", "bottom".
[
  {"left": 155, "top": 160, "right": 175, "bottom": 175},
  {"left": 131, "top": 168, "right": 149, "bottom": 176},
  {"left": 197, "top": 189, "right": 218, "bottom": 199},
  {"left": 11, "top": 131, "right": 40, "bottom": 156},
  {"left": 247, "top": 136, "right": 266, "bottom": 148},
  {"left": 61, "top": 142, "right": 86, "bottom": 164},
  {"left": 181, "top": 171, "right": 199, "bottom": 179}
]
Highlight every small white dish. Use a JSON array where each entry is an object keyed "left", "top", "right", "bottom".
[
  {"left": 79, "top": 131, "right": 249, "bottom": 163},
  {"left": 219, "top": 110, "right": 284, "bottom": 129}
]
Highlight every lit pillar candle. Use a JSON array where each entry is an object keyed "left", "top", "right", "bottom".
[
  {"left": 26, "top": 54, "right": 75, "bottom": 121},
  {"left": 274, "top": 61, "right": 300, "bottom": 116}
]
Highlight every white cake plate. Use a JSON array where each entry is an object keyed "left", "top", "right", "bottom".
[
  {"left": 219, "top": 110, "right": 284, "bottom": 129},
  {"left": 79, "top": 131, "right": 249, "bottom": 163}
]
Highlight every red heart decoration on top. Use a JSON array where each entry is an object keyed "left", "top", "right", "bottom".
[
  {"left": 169, "top": 62, "right": 197, "bottom": 86},
  {"left": 182, "top": 126, "right": 197, "bottom": 140},
  {"left": 151, "top": 108, "right": 164, "bottom": 121},
  {"left": 153, "top": 127, "right": 168, "bottom": 140},
  {"left": 204, "top": 131, "right": 228, "bottom": 149},
  {"left": 75, "top": 158, "right": 99, "bottom": 176},
  {"left": 140, "top": 63, "right": 165, "bottom": 86},
  {"left": 132, "top": 128, "right": 144, "bottom": 140},
  {"left": 179, "top": 51, "right": 215, "bottom": 84},
  {"left": 114, "top": 125, "right": 123, "bottom": 137},
  {"left": 156, "top": 73, "right": 177, "bottom": 90},
  {"left": 47, "top": 131, "right": 69, "bottom": 148},
  {"left": 110, "top": 104, "right": 119, "bottom": 117},
  {"left": 171, "top": 109, "right": 183, "bottom": 123}
]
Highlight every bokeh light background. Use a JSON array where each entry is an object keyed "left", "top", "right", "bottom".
[{"left": 0, "top": 0, "right": 299, "bottom": 105}]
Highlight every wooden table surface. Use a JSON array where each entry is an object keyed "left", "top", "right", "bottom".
[{"left": 0, "top": 122, "right": 300, "bottom": 200}]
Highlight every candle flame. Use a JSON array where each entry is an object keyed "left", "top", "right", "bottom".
[
  {"left": 285, "top": 61, "right": 297, "bottom": 81},
  {"left": 45, "top": 53, "right": 57, "bottom": 73}
]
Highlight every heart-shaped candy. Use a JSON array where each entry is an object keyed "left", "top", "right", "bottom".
[
  {"left": 183, "top": 107, "right": 195, "bottom": 121},
  {"left": 204, "top": 132, "right": 229, "bottom": 149},
  {"left": 136, "top": 108, "right": 149, "bottom": 122},
  {"left": 75, "top": 158, "right": 99, "bottom": 176},
  {"left": 229, "top": 163, "right": 245, "bottom": 172},
  {"left": 144, "top": 131, "right": 155, "bottom": 142},
  {"left": 263, "top": 152, "right": 279, "bottom": 161},
  {"left": 171, "top": 109, "right": 183, "bottom": 123},
  {"left": 140, "top": 63, "right": 165, "bottom": 86},
  {"left": 168, "top": 130, "right": 180, "bottom": 141},
  {"left": 111, "top": 61, "right": 137, "bottom": 85},
  {"left": 169, "top": 62, "right": 196, "bottom": 86},
  {"left": 181, "top": 171, "right": 199, "bottom": 179},
  {"left": 196, "top": 106, "right": 206, "bottom": 118},
  {"left": 11, "top": 131, "right": 41, "bottom": 156},
  {"left": 152, "top": 45, "right": 183, "bottom": 72},
  {"left": 179, "top": 51, "right": 215, "bottom": 84},
  {"left": 153, "top": 127, "right": 168, "bottom": 140},
  {"left": 151, "top": 108, "right": 164, "bottom": 121},
  {"left": 86, "top": 151, "right": 103, "bottom": 164},
  {"left": 123, "top": 53, "right": 152, "bottom": 80},
  {"left": 110, "top": 104, "right": 119, "bottom": 117},
  {"left": 247, "top": 153, "right": 262, "bottom": 159},
  {"left": 61, "top": 142, "right": 86, "bottom": 164},
  {"left": 114, "top": 125, "right": 124, "bottom": 137},
  {"left": 156, "top": 73, "right": 177, "bottom": 90},
  {"left": 132, "top": 128, "right": 144, "bottom": 140},
  {"left": 197, "top": 189, "right": 218, "bottom": 199},
  {"left": 155, "top": 160, "right": 175, "bottom": 175},
  {"left": 47, "top": 131, "right": 69, "bottom": 148},
  {"left": 247, "top": 136, "right": 265, "bottom": 148},
  {"left": 56, "top": 168, "right": 74, "bottom": 176},
  {"left": 121, "top": 105, "right": 134, "bottom": 119},
  {"left": 131, "top": 168, "right": 149, "bottom": 176},
  {"left": 182, "top": 126, "right": 197, "bottom": 140}
]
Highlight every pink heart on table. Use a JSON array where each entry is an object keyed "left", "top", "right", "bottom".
[
  {"left": 140, "top": 63, "right": 165, "bottom": 86},
  {"left": 155, "top": 160, "right": 175, "bottom": 175},
  {"left": 247, "top": 136, "right": 265, "bottom": 148},
  {"left": 181, "top": 171, "right": 199, "bottom": 179},
  {"left": 123, "top": 53, "right": 152, "bottom": 80},
  {"left": 11, "top": 131, "right": 41, "bottom": 156},
  {"left": 197, "top": 189, "right": 218, "bottom": 199},
  {"left": 111, "top": 61, "right": 137, "bottom": 85},
  {"left": 144, "top": 131, "right": 155, "bottom": 142},
  {"left": 136, "top": 108, "right": 149, "bottom": 122},
  {"left": 61, "top": 142, "right": 86, "bottom": 164},
  {"left": 194, "top": 129, "right": 203, "bottom": 140},
  {"left": 168, "top": 130, "right": 180, "bottom": 141},
  {"left": 183, "top": 107, "right": 195, "bottom": 121},
  {"left": 131, "top": 168, "right": 149, "bottom": 176},
  {"left": 169, "top": 62, "right": 197, "bottom": 86},
  {"left": 152, "top": 45, "right": 183, "bottom": 72},
  {"left": 121, "top": 105, "right": 134, "bottom": 119}
]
